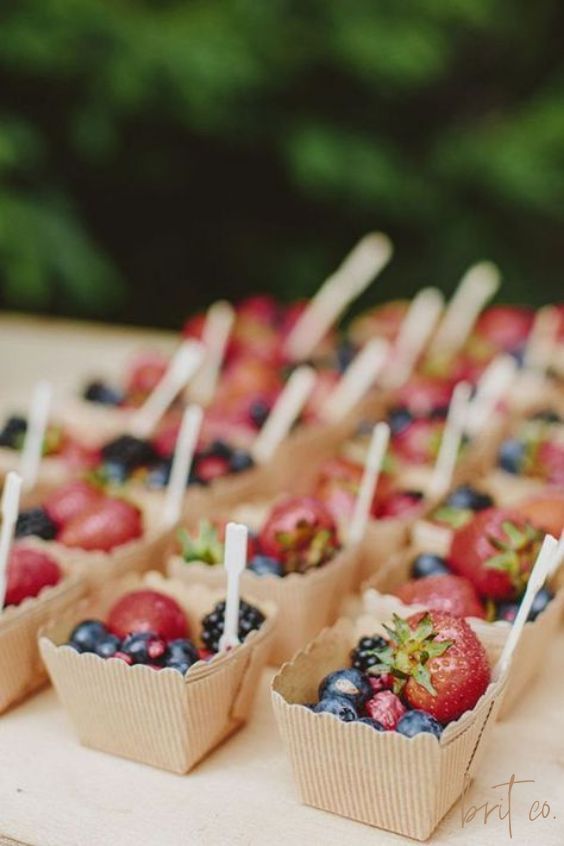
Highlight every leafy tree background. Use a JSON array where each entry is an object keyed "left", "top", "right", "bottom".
[{"left": 0, "top": 0, "right": 563, "bottom": 328}]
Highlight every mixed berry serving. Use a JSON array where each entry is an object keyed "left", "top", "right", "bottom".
[
  {"left": 81, "top": 350, "right": 169, "bottom": 409},
  {"left": 394, "top": 507, "right": 552, "bottom": 622},
  {"left": 308, "top": 611, "right": 491, "bottom": 734},
  {"left": 0, "top": 414, "right": 98, "bottom": 470},
  {"left": 427, "top": 483, "right": 494, "bottom": 530},
  {"left": 497, "top": 409, "right": 564, "bottom": 485},
  {"left": 14, "top": 480, "right": 143, "bottom": 551},
  {"left": 2, "top": 545, "right": 62, "bottom": 609},
  {"left": 178, "top": 495, "right": 341, "bottom": 577},
  {"left": 66, "top": 588, "right": 265, "bottom": 672}
]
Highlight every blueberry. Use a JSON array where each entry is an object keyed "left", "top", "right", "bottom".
[
  {"left": 509, "top": 345, "right": 526, "bottom": 368},
  {"left": 445, "top": 485, "right": 493, "bottom": 512},
  {"left": 146, "top": 460, "right": 172, "bottom": 488},
  {"left": 0, "top": 415, "right": 27, "bottom": 449},
  {"left": 388, "top": 406, "right": 413, "bottom": 436},
  {"left": 121, "top": 631, "right": 167, "bottom": 665},
  {"left": 165, "top": 658, "right": 193, "bottom": 675},
  {"left": 229, "top": 450, "right": 255, "bottom": 474},
  {"left": 358, "top": 717, "right": 385, "bottom": 731},
  {"left": 69, "top": 620, "right": 109, "bottom": 653},
  {"left": 15, "top": 507, "right": 58, "bottom": 541},
  {"left": 350, "top": 635, "right": 388, "bottom": 672},
  {"left": 336, "top": 340, "right": 356, "bottom": 373},
  {"left": 100, "top": 461, "right": 129, "bottom": 484},
  {"left": 529, "top": 586, "right": 553, "bottom": 621},
  {"left": 208, "top": 439, "right": 233, "bottom": 460},
  {"left": 496, "top": 601, "right": 519, "bottom": 623},
  {"left": 498, "top": 439, "right": 526, "bottom": 474},
  {"left": 83, "top": 381, "right": 123, "bottom": 406},
  {"left": 396, "top": 710, "right": 443, "bottom": 738},
  {"left": 248, "top": 555, "right": 285, "bottom": 577},
  {"left": 411, "top": 553, "right": 449, "bottom": 579},
  {"left": 313, "top": 696, "right": 358, "bottom": 721},
  {"left": 94, "top": 634, "right": 122, "bottom": 658},
  {"left": 167, "top": 639, "right": 199, "bottom": 666},
  {"left": 249, "top": 400, "right": 271, "bottom": 428},
  {"left": 318, "top": 668, "right": 372, "bottom": 708}
]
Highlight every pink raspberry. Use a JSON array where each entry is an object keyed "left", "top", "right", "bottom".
[{"left": 364, "top": 690, "right": 406, "bottom": 730}]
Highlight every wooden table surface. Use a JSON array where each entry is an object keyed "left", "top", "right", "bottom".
[{"left": 0, "top": 314, "right": 563, "bottom": 846}]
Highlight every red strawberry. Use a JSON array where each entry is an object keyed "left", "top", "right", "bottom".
[
  {"left": 44, "top": 480, "right": 104, "bottom": 527},
  {"left": 473, "top": 305, "right": 534, "bottom": 352},
  {"left": 108, "top": 589, "right": 188, "bottom": 640},
  {"left": 449, "top": 507, "right": 544, "bottom": 600},
  {"left": 182, "top": 312, "right": 206, "bottom": 340},
  {"left": 394, "top": 574, "right": 486, "bottom": 619},
  {"left": 377, "top": 611, "right": 491, "bottom": 723},
  {"left": 58, "top": 497, "right": 143, "bottom": 551},
  {"left": 259, "top": 496, "right": 339, "bottom": 573},
  {"left": 315, "top": 457, "right": 393, "bottom": 523},
  {"left": 392, "top": 418, "right": 444, "bottom": 465},
  {"left": 396, "top": 376, "right": 453, "bottom": 417},
  {"left": 126, "top": 351, "right": 168, "bottom": 396},
  {"left": 5, "top": 546, "right": 62, "bottom": 607},
  {"left": 368, "top": 674, "right": 394, "bottom": 693},
  {"left": 364, "top": 690, "right": 406, "bottom": 730},
  {"left": 348, "top": 301, "right": 409, "bottom": 346},
  {"left": 377, "top": 489, "right": 424, "bottom": 519},
  {"left": 537, "top": 440, "right": 564, "bottom": 486}
]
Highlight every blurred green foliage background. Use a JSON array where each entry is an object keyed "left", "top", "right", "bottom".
[{"left": 0, "top": 0, "right": 563, "bottom": 328}]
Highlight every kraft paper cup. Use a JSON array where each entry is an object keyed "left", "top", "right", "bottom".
[
  {"left": 0, "top": 447, "right": 70, "bottom": 491},
  {"left": 0, "top": 547, "right": 86, "bottom": 714},
  {"left": 168, "top": 545, "right": 358, "bottom": 666},
  {"left": 271, "top": 615, "right": 506, "bottom": 841},
  {"left": 355, "top": 514, "right": 415, "bottom": 589},
  {"left": 31, "top": 494, "right": 173, "bottom": 590},
  {"left": 362, "top": 545, "right": 564, "bottom": 718},
  {"left": 60, "top": 396, "right": 135, "bottom": 447},
  {"left": 39, "top": 572, "right": 276, "bottom": 774}
]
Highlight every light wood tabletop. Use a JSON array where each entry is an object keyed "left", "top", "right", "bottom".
[{"left": 0, "top": 314, "right": 562, "bottom": 846}]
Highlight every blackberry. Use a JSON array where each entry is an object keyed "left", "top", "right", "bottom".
[
  {"left": 83, "top": 381, "right": 123, "bottom": 406},
  {"left": 200, "top": 599, "right": 265, "bottom": 653},
  {"left": 0, "top": 415, "right": 27, "bottom": 449},
  {"left": 350, "top": 635, "right": 388, "bottom": 673},
  {"left": 208, "top": 440, "right": 233, "bottom": 460},
  {"left": 100, "top": 435, "right": 157, "bottom": 476},
  {"left": 15, "top": 507, "right": 57, "bottom": 541}
]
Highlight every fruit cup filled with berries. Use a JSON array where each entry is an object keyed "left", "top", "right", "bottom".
[
  {"left": 271, "top": 607, "right": 507, "bottom": 841},
  {"left": 39, "top": 570, "right": 275, "bottom": 773},
  {"left": 363, "top": 504, "right": 564, "bottom": 716},
  {"left": 13, "top": 477, "right": 172, "bottom": 588},
  {"left": 167, "top": 494, "right": 359, "bottom": 665},
  {"left": 0, "top": 538, "right": 86, "bottom": 714}
]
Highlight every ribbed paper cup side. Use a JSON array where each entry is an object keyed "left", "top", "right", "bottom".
[
  {"left": 481, "top": 470, "right": 547, "bottom": 506},
  {"left": 272, "top": 617, "right": 504, "bottom": 840},
  {"left": 411, "top": 519, "right": 453, "bottom": 557},
  {"left": 0, "top": 448, "right": 69, "bottom": 490},
  {"left": 0, "top": 562, "right": 86, "bottom": 714},
  {"left": 169, "top": 548, "right": 357, "bottom": 666},
  {"left": 39, "top": 575, "right": 276, "bottom": 773},
  {"left": 356, "top": 517, "right": 411, "bottom": 589}
]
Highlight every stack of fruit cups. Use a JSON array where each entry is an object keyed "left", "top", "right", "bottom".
[
  {"left": 40, "top": 569, "right": 276, "bottom": 772},
  {"left": 0, "top": 473, "right": 87, "bottom": 713},
  {"left": 271, "top": 534, "right": 557, "bottom": 840},
  {"left": 362, "top": 505, "right": 564, "bottom": 716}
]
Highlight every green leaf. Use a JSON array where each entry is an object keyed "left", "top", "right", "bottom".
[{"left": 412, "top": 663, "right": 437, "bottom": 696}]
